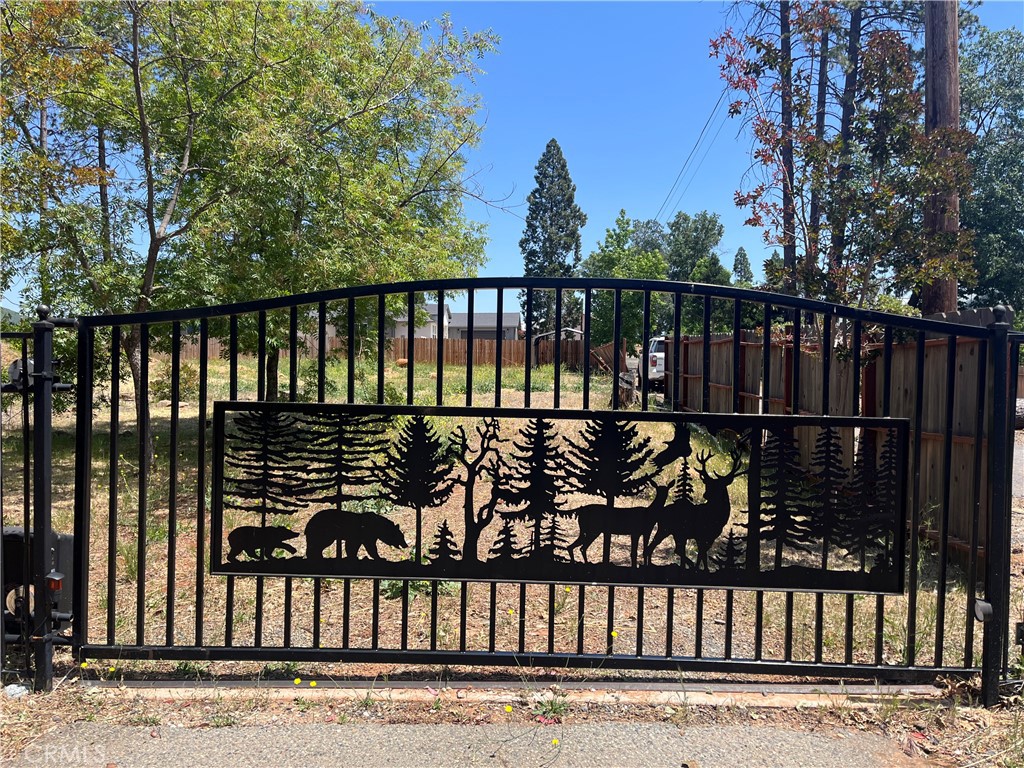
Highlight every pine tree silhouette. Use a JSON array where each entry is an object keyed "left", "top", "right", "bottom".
[
  {"left": 428, "top": 519, "right": 461, "bottom": 564},
  {"left": 809, "top": 425, "right": 847, "bottom": 567},
  {"left": 759, "top": 428, "right": 816, "bottom": 568},
  {"left": 224, "top": 410, "right": 306, "bottom": 531},
  {"left": 489, "top": 517, "right": 523, "bottom": 562},
  {"left": 566, "top": 418, "right": 656, "bottom": 563},
  {"left": 496, "top": 418, "right": 577, "bottom": 557},
  {"left": 379, "top": 415, "right": 455, "bottom": 560},
  {"left": 710, "top": 529, "right": 746, "bottom": 571},
  {"left": 300, "top": 411, "right": 391, "bottom": 510},
  {"left": 538, "top": 514, "right": 570, "bottom": 562},
  {"left": 873, "top": 429, "right": 901, "bottom": 571}
]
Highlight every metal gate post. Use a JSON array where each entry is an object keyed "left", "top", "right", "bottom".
[
  {"left": 982, "top": 307, "right": 1012, "bottom": 706},
  {"left": 30, "top": 307, "right": 56, "bottom": 691}
]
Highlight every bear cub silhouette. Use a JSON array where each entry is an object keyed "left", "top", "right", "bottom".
[{"left": 227, "top": 526, "right": 299, "bottom": 562}]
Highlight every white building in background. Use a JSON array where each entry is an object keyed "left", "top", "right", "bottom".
[{"left": 389, "top": 302, "right": 450, "bottom": 339}]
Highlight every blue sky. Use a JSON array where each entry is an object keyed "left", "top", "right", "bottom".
[{"left": 374, "top": 0, "right": 1024, "bottom": 300}]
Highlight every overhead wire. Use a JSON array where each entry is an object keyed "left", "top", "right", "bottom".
[
  {"left": 653, "top": 89, "right": 727, "bottom": 223},
  {"left": 664, "top": 106, "right": 730, "bottom": 222}
]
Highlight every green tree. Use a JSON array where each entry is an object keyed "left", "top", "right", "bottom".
[
  {"left": 681, "top": 254, "right": 733, "bottom": 333},
  {"left": 732, "top": 247, "right": 755, "bottom": 286},
  {"left": 519, "top": 139, "right": 587, "bottom": 333},
  {"left": 580, "top": 210, "right": 669, "bottom": 345},
  {"left": 665, "top": 211, "right": 724, "bottom": 282},
  {"left": 959, "top": 26, "right": 1024, "bottom": 317}
]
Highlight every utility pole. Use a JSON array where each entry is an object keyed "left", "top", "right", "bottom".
[{"left": 920, "top": 0, "right": 960, "bottom": 315}]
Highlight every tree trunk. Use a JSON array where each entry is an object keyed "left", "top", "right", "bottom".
[
  {"left": 807, "top": 27, "right": 829, "bottom": 294},
  {"left": 265, "top": 347, "right": 280, "bottom": 402},
  {"left": 463, "top": 477, "right": 482, "bottom": 563},
  {"left": 779, "top": 0, "right": 797, "bottom": 295},
  {"left": 121, "top": 327, "right": 154, "bottom": 468},
  {"left": 920, "top": 0, "right": 961, "bottom": 315},
  {"left": 828, "top": 4, "right": 862, "bottom": 273},
  {"left": 98, "top": 125, "right": 112, "bottom": 265}
]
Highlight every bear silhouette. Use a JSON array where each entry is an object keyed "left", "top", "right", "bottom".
[
  {"left": 227, "top": 525, "right": 299, "bottom": 562},
  {"left": 305, "top": 509, "right": 408, "bottom": 560}
]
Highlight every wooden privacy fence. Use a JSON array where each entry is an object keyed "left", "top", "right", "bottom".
[{"left": 666, "top": 330, "right": 1002, "bottom": 560}]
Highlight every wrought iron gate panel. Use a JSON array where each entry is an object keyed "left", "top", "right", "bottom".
[{"left": 60, "top": 278, "right": 1016, "bottom": 700}]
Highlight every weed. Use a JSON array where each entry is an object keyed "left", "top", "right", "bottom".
[
  {"left": 262, "top": 661, "right": 301, "bottom": 679},
  {"left": 209, "top": 713, "right": 238, "bottom": 728},
  {"left": 294, "top": 697, "right": 314, "bottom": 713},
  {"left": 174, "top": 660, "right": 210, "bottom": 680},
  {"left": 532, "top": 690, "right": 570, "bottom": 720}
]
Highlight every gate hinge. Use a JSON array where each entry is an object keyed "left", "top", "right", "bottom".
[{"left": 1016, "top": 622, "right": 1024, "bottom": 647}]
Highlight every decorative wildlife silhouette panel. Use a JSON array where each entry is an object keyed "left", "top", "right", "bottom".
[{"left": 210, "top": 401, "right": 909, "bottom": 593}]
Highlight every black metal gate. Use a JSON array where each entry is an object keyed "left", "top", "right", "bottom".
[{"left": 3, "top": 279, "right": 1019, "bottom": 704}]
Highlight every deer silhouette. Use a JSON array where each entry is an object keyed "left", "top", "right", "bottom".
[
  {"left": 646, "top": 447, "right": 746, "bottom": 569},
  {"left": 566, "top": 480, "right": 675, "bottom": 567}
]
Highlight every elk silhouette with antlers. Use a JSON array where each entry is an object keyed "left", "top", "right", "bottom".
[{"left": 646, "top": 447, "right": 746, "bottom": 570}]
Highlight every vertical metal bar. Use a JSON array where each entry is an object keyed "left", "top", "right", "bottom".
[
  {"left": 814, "top": 313, "right": 832, "bottom": 664},
  {"left": 982, "top": 311, "right": 1011, "bottom": 706},
  {"left": 289, "top": 306, "right": 298, "bottom": 401},
  {"left": 488, "top": 582, "right": 497, "bottom": 652},
  {"left": 701, "top": 295, "right": 711, "bottom": 411},
  {"left": 459, "top": 582, "right": 468, "bottom": 652},
  {"left": 342, "top": 579, "right": 350, "bottom": 648},
  {"left": 107, "top": 327, "right": 120, "bottom": 644},
  {"left": 195, "top": 319, "right": 208, "bottom": 646},
  {"left": 875, "top": 325, "right": 894, "bottom": 665},
  {"left": 554, "top": 288, "right": 563, "bottom": 408},
  {"left": 377, "top": 294, "right": 386, "bottom": 404},
  {"left": 547, "top": 584, "right": 556, "bottom": 655},
  {"left": 934, "top": 335, "right": 957, "bottom": 665},
  {"left": 518, "top": 583, "right": 527, "bottom": 653},
  {"left": 435, "top": 290, "right": 444, "bottom": 405},
  {"left": 582, "top": 288, "right": 592, "bottom": 410},
  {"left": 495, "top": 288, "right": 504, "bottom": 407},
  {"left": 612, "top": 289, "right": 622, "bottom": 410},
  {"left": 754, "top": 592, "right": 764, "bottom": 660},
  {"left": 318, "top": 301, "right": 327, "bottom": 402},
  {"left": 72, "top": 324, "right": 94, "bottom": 656},
  {"left": 731, "top": 299, "right": 742, "bottom": 413},
  {"left": 635, "top": 586, "right": 645, "bottom": 656},
  {"left": 665, "top": 588, "right": 674, "bottom": 656},
  {"left": 724, "top": 591, "right": 734, "bottom": 659},
  {"left": 606, "top": 585, "right": 615, "bottom": 655},
  {"left": 20, "top": 336, "right": 31, "bottom": 669},
  {"left": 466, "top": 290, "right": 475, "bottom": 406},
  {"left": 641, "top": 291, "right": 651, "bottom": 411},
  {"left": 965, "top": 338, "right": 988, "bottom": 668},
  {"left": 1003, "top": 339, "right": 1021, "bottom": 675},
  {"left": 166, "top": 322, "right": 181, "bottom": 645},
  {"left": 401, "top": 580, "right": 409, "bottom": 650},
  {"left": 906, "top": 331, "right": 926, "bottom": 666},
  {"left": 783, "top": 592, "right": 794, "bottom": 661},
  {"left": 672, "top": 292, "right": 682, "bottom": 411},
  {"left": 694, "top": 590, "right": 704, "bottom": 658},
  {"left": 312, "top": 581, "right": 321, "bottom": 648},
  {"left": 524, "top": 288, "right": 534, "bottom": 407},
  {"left": 226, "top": 317, "right": 238, "bottom": 647},
  {"left": 346, "top": 296, "right": 356, "bottom": 402},
  {"left": 576, "top": 584, "right": 586, "bottom": 654},
  {"left": 371, "top": 580, "right": 380, "bottom": 649},
  {"left": 430, "top": 581, "right": 439, "bottom": 651},
  {"left": 257, "top": 311, "right": 267, "bottom": 400},
  {"left": 31, "top": 311, "right": 56, "bottom": 690},
  {"left": 761, "top": 303, "right": 772, "bottom": 414},
  {"left": 136, "top": 324, "right": 149, "bottom": 649},
  {"left": 406, "top": 292, "right": 415, "bottom": 405},
  {"left": 844, "top": 320, "right": 862, "bottom": 664}
]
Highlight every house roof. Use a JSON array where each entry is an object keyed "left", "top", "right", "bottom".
[
  {"left": 420, "top": 302, "right": 451, "bottom": 321},
  {"left": 449, "top": 312, "right": 521, "bottom": 329}
]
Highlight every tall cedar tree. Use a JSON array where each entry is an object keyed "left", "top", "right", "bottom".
[
  {"left": 497, "top": 419, "right": 577, "bottom": 556},
  {"left": 379, "top": 416, "right": 455, "bottom": 560},
  {"left": 223, "top": 411, "right": 305, "bottom": 529},
  {"left": 300, "top": 412, "right": 391, "bottom": 511},
  {"left": 809, "top": 425, "right": 847, "bottom": 567},
  {"left": 566, "top": 419, "right": 656, "bottom": 563},
  {"left": 519, "top": 139, "right": 587, "bottom": 334},
  {"left": 428, "top": 519, "right": 461, "bottom": 563},
  {"left": 732, "top": 247, "right": 755, "bottom": 286},
  {"left": 759, "top": 429, "right": 817, "bottom": 568}
]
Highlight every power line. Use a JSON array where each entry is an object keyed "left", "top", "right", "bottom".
[
  {"left": 653, "top": 89, "right": 726, "bottom": 223},
  {"left": 664, "top": 108, "right": 729, "bottom": 223}
]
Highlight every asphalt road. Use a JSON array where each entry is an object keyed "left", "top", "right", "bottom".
[{"left": 14, "top": 722, "right": 924, "bottom": 768}]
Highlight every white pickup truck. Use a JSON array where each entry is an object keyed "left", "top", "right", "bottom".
[{"left": 647, "top": 336, "right": 665, "bottom": 390}]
